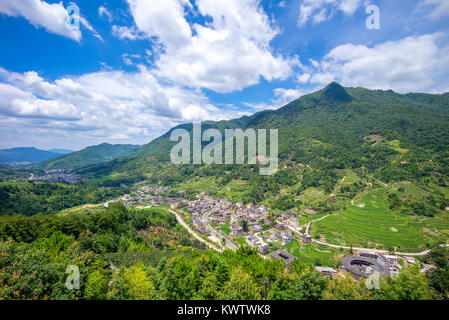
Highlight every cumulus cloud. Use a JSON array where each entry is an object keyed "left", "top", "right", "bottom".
[
  {"left": 0, "top": 66, "right": 248, "bottom": 148},
  {"left": 0, "top": 0, "right": 101, "bottom": 42},
  {"left": 298, "top": 0, "right": 363, "bottom": 26},
  {"left": 119, "top": 0, "right": 296, "bottom": 93},
  {"left": 302, "top": 33, "right": 449, "bottom": 93}
]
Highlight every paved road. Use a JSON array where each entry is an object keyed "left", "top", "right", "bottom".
[
  {"left": 312, "top": 239, "right": 431, "bottom": 256},
  {"left": 168, "top": 209, "right": 221, "bottom": 252}
]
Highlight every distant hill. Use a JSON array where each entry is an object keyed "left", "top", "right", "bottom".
[
  {"left": 35, "top": 143, "right": 142, "bottom": 170},
  {"left": 0, "top": 147, "right": 60, "bottom": 164},
  {"left": 48, "top": 149, "right": 74, "bottom": 155}
]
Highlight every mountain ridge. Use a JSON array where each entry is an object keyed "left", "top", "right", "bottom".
[
  {"left": 76, "top": 83, "right": 449, "bottom": 188},
  {"left": 34, "top": 143, "right": 142, "bottom": 170},
  {"left": 0, "top": 147, "right": 60, "bottom": 164}
]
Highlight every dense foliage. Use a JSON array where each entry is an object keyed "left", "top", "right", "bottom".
[
  {"left": 0, "top": 182, "right": 125, "bottom": 216},
  {"left": 0, "top": 203, "right": 446, "bottom": 300}
]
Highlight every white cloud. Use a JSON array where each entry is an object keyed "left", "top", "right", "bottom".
[
  {"left": 98, "top": 5, "right": 113, "bottom": 22},
  {"left": 244, "top": 86, "right": 315, "bottom": 112},
  {"left": 111, "top": 25, "right": 145, "bottom": 41},
  {"left": 121, "top": 53, "right": 141, "bottom": 66},
  {"left": 0, "top": 66, "right": 247, "bottom": 149},
  {"left": 120, "top": 0, "right": 296, "bottom": 93},
  {"left": 0, "top": 83, "right": 81, "bottom": 120},
  {"left": 298, "top": 0, "right": 363, "bottom": 26},
  {"left": 303, "top": 34, "right": 449, "bottom": 93},
  {"left": 0, "top": 0, "right": 101, "bottom": 42},
  {"left": 416, "top": 0, "right": 449, "bottom": 19}
]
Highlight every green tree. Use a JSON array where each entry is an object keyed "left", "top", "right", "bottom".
[
  {"left": 108, "top": 264, "right": 156, "bottom": 300},
  {"left": 376, "top": 265, "right": 432, "bottom": 300},
  {"left": 322, "top": 275, "right": 372, "bottom": 300},
  {"left": 220, "top": 268, "right": 261, "bottom": 300}
]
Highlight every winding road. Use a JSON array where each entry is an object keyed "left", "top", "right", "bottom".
[{"left": 168, "top": 209, "right": 221, "bottom": 252}]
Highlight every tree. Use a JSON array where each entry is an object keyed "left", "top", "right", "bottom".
[
  {"left": 427, "top": 266, "right": 449, "bottom": 299},
  {"left": 108, "top": 264, "right": 156, "bottom": 300},
  {"left": 220, "top": 268, "right": 261, "bottom": 300},
  {"left": 322, "top": 275, "right": 372, "bottom": 300},
  {"left": 214, "top": 258, "right": 230, "bottom": 289},
  {"left": 430, "top": 246, "right": 448, "bottom": 268},
  {"left": 85, "top": 269, "right": 110, "bottom": 300},
  {"left": 376, "top": 265, "right": 433, "bottom": 300},
  {"left": 240, "top": 220, "right": 249, "bottom": 232},
  {"left": 267, "top": 271, "right": 328, "bottom": 300}
]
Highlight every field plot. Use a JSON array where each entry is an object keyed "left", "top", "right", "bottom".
[
  {"left": 176, "top": 177, "right": 219, "bottom": 194},
  {"left": 311, "top": 188, "right": 449, "bottom": 252},
  {"left": 284, "top": 240, "right": 342, "bottom": 267}
]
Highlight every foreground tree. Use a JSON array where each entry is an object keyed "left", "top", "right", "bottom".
[
  {"left": 375, "top": 264, "right": 433, "bottom": 300},
  {"left": 220, "top": 268, "right": 261, "bottom": 300},
  {"left": 322, "top": 275, "right": 372, "bottom": 300}
]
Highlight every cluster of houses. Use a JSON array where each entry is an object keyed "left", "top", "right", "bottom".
[
  {"left": 246, "top": 235, "right": 269, "bottom": 254},
  {"left": 30, "top": 170, "right": 82, "bottom": 184},
  {"left": 140, "top": 185, "right": 172, "bottom": 195},
  {"left": 184, "top": 194, "right": 300, "bottom": 254}
]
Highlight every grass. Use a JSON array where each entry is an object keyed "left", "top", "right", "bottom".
[
  {"left": 341, "top": 169, "right": 360, "bottom": 184},
  {"left": 176, "top": 177, "right": 219, "bottom": 194},
  {"left": 234, "top": 237, "right": 246, "bottom": 246},
  {"left": 387, "top": 140, "right": 409, "bottom": 154},
  {"left": 284, "top": 240, "right": 343, "bottom": 267},
  {"left": 310, "top": 188, "right": 449, "bottom": 252},
  {"left": 219, "top": 180, "right": 248, "bottom": 202},
  {"left": 219, "top": 224, "right": 232, "bottom": 235}
]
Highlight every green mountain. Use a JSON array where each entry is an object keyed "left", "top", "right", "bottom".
[
  {"left": 0, "top": 147, "right": 60, "bottom": 164},
  {"left": 80, "top": 83, "right": 449, "bottom": 183},
  {"left": 35, "top": 143, "right": 142, "bottom": 170}
]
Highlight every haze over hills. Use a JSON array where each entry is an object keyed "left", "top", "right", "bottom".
[
  {"left": 0, "top": 147, "right": 62, "bottom": 164},
  {"left": 48, "top": 149, "right": 74, "bottom": 155},
  {"left": 34, "top": 143, "right": 142, "bottom": 171}
]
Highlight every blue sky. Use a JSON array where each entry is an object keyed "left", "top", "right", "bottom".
[{"left": 0, "top": 0, "right": 448, "bottom": 150}]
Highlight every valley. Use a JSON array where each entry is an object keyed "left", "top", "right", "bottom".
[{"left": 1, "top": 83, "right": 449, "bottom": 300}]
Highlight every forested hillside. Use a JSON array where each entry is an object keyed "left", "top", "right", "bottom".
[
  {"left": 34, "top": 143, "right": 142, "bottom": 171},
  {"left": 78, "top": 83, "right": 449, "bottom": 208},
  {"left": 0, "top": 182, "right": 125, "bottom": 216}
]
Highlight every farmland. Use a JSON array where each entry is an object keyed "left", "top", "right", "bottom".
[{"left": 310, "top": 188, "right": 449, "bottom": 252}]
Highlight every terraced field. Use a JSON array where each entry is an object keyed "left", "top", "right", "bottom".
[
  {"left": 311, "top": 188, "right": 449, "bottom": 252},
  {"left": 284, "top": 240, "right": 343, "bottom": 267}
]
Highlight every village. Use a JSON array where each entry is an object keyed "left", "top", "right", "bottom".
[
  {"left": 29, "top": 170, "right": 83, "bottom": 184},
  {"left": 113, "top": 185, "right": 436, "bottom": 282}
]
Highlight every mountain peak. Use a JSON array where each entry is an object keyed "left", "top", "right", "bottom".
[{"left": 321, "top": 82, "right": 352, "bottom": 102}]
